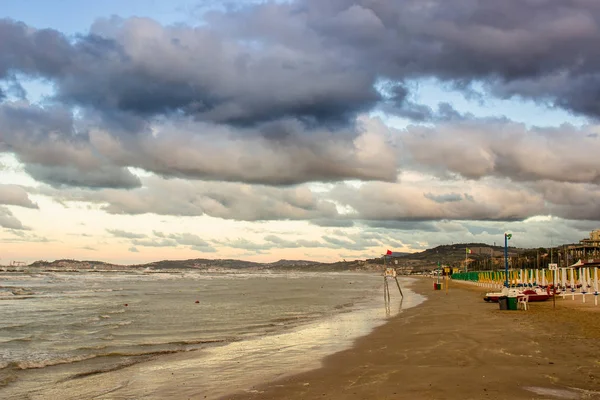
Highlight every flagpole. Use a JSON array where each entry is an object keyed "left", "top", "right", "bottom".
[
  {"left": 504, "top": 233, "right": 512, "bottom": 287},
  {"left": 465, "top": 248, "right": 468, "bottom": 273}
]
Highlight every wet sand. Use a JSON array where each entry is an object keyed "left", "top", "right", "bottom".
[{"left": 226, "top": 278, "right": 600, "bottom": 400}]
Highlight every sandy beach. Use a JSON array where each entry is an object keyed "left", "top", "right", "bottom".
[{"left": 227, "top": 277, "right": 600, "bottom": 400}]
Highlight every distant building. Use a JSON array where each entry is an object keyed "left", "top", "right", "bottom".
[
  {"left": 580, "top": 229, "right": 600, "bottom": 245},
  {"left": 567, "top": 229, "right": 600, "bottom": 261},
  {"left": 442, "top": 265, "right": 461, "bottom": 275}
]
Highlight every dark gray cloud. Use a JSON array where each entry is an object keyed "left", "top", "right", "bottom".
[
  {"left": 4, "top": 1, "right": 600, "bottom": 125},
  {"left": 326, "top": 178, "right": 600, "bottom": 223},
  {"left": 91, "top": 116, "right": 397, "bottom": 185},
  {"left": 3, "top": 1, "right": 600, "bottom": 127},
  {"left": 321, "top": 235, "right": 380, "bottom": 251},
  {"left": 156, "top": 232, "right": 214, "bottom": 249},
  {"left": 361, "top": 220, "right": 440, "bottom": 232},
  {"left": 107, "top": 229, "right": 146, "bottom": 239},
  {"left": 217, "top": 230, "right": 388, "bottom": 252},
  {"left": 112, "top": 230, "right": 216, "bottom": 252},
  {"left": 5, "top": 1, "right": 600, "bottom": 234},
  {"left": 163, "top": 232, "right": 217, "bottom": 253},
  {"left": 131, "top": 238, "right": 178, "bottom": 247},
  {"left": 0, "top": 78, "right": 26, "bottom": 101},
  {"left": 4, "top": 229, "right": 49, "bottom": 242},
  {"left": 1, "top": 100, "right": 397, "bottom": 186},
  {"left": 0, "top": 16, "right": 379, "bottom": 127},
  {"left": 25, "top": 164, "right": 141, "bottom": 189},
  {"left": 0, "top": 206, "right": 27, "bottom": 230},
  {"left": 310, "top": 218, "right": 354, "bottom": 228},
  {"left": 329, "top": 180, "right": 545, "bottom": 222},
  {"left": 0, "top": 184, "right": 38, "bottom": 208},
  {"left": 529, "top": 181, "right": 600, "bottom": 221},
  {"left": 0, "top": 102, "right": 141, "bottom": 189},
  {"left": 39, "top": 176, "right": 340, "bottom": 221},
  {"left": 465, "top": 225, "right": 505, "bottom": 236},
  {"left": 207, "top": 0, "right": 600, "bottom": 119},
  {"left": 424, "top": 192, "right": 463, "bottom": 204},
  {"left": 218, "top": 238, "right": 275, "bottom": 251},
  {"left": 32, "top": 168, "right": 600, "bottom": 225},
  {"left": 401, "top": 118, "right": 600, "bottom": 184},
  {"left": 263, "top": 234, "right": 327, "bottom": 249},
  {"left": 5, "top": 1, "right": 600, "bottom": 189}
]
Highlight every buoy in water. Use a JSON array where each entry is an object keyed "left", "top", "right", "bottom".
[
  {"left": 195, "top": 300, "right": 199, "bottom": 304},
  {"left": 124, "top": 304, "right": 128, "bottom": 307}
]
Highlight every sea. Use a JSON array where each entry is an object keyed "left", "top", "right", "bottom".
[{"left": 0, "top": 270, "right": 423, "bottom": 399}]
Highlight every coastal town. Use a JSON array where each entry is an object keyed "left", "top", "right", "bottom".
[{"left": 4, "top": 229, "right": 600, "bottom": 275}]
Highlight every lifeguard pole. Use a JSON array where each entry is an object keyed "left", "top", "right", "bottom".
[{"left": 504, "top": 233, "right": 512, "bottom": 287}]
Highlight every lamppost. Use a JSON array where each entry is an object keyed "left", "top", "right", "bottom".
[{"left": 504, "top": 233, "right": 512, "bottom": 287}]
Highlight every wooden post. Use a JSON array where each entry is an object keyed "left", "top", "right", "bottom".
[
  {"left": 383, "top": 267, "right": 402, "bottom": 299},
  {"left": 394, "top": 276, "right": 404, "bottom": 297},
  {"left": 445, "top": 274, "right": 449, "bottom": 295},
  {"left": 383, "top": 276, "right": 389, "bottom": 303},
  {"left": 594, "top": 267, "right": 598, "bottom": 306}
]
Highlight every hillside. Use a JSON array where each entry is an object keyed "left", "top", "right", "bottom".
[
  {"left": 15, "top": 257, "right": 380, "bottom": 273},
  {"left": 8, "top": 242, "right": 539, "bottom": 273},
  {"left": 364, "top": 243, "right": 531, "bottom": 272}
]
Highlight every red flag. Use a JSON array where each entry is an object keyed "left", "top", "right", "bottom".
[{"left": 386, "top": 249, "right": 392, "bottom": 255}]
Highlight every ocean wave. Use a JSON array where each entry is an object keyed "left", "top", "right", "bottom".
[
  {"left": 62, "top": 347, "right": 209, "bottom": 382},
  {"left": 9, "top": 354, "right": 100, "bottom": 370},
  {"left": 65, "top": 359, "right": 144, "bottom": 381},
  {"left": 0, "top": 296, "right": 36, "bottom": 301},
  {"left": 0, "top": 322, "right": 33, "bottom": 331},
  {"left": 333, "top": 302, "right": 355, "bottom": 310},
  {"left": 0, "top": 336, "right": 33, "bottom": 344},
  {"left": 3, "top": 346, "right": 199, "bottom": 373},
  {"left": 137, "top": 338, "right": 227, "bottom": 347},
  {"left": 76, "top": 345, "right": 109, "bottom": 351},
  {"left": 268, "top": 315, "right": 316, "bottom": 325},
  {"left": 0, "top": 287, "right": 35, "bottom": 296},
  {"left": 86, "top": 319, "right": 133, "bottom": 333},
  {"left": 0, "top": 270, "right": 388, "bottom": 389},
  {"left": 75, "top": 338, "right": 225, "bottom": 355}
]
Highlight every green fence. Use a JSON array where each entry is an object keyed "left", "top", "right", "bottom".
[
  {"left": 451, "top": 272, "right": 480, "bottom": 282},
  {"left": 451, "top": 271, "right": 509, "bottom": 283}
]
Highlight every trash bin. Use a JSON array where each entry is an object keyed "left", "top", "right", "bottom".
[
  {"left": 508, "top": 296, "right": 519, "bottom": 310},
  {"left": 498, "top": 296, "right": 509, "bottom": 310}
]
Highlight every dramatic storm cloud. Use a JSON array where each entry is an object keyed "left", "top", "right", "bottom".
[
  {"left": 3, "top": 0, "right": 600, "bottom": 262},
  {"left": 3, "top": 1, "right": 600, "bottom": 185},
  {"left": 201, "top": 0, "right": 600, "bottom": 119},
  {"left": 0, "top": 102, "right": 141, "bottom": 188},
  {"left": 0, "top": 15, "right": 378, "bottom": 126},
  {"left": 38, "top": 176, "right": 340, "bottom": 221},
  {"left": 90, "top": 115, "right": 397, "bottom": 184},
  {"left": 4, "top": 0, "right": 600, "bottom": 121},
  {"left": 401, "top": 118, "right": 600, "bottom": 184}
]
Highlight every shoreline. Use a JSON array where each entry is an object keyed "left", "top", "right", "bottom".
[
  {"left": 226, "top": 277, "right": 600, "bottom": 400},
  {"left": 0, "top": 272, "right": 418, "bottom": 399}
]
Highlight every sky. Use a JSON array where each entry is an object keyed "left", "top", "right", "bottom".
[{"left": 2, "top": 0, "right": 600, "bottom": 265}]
